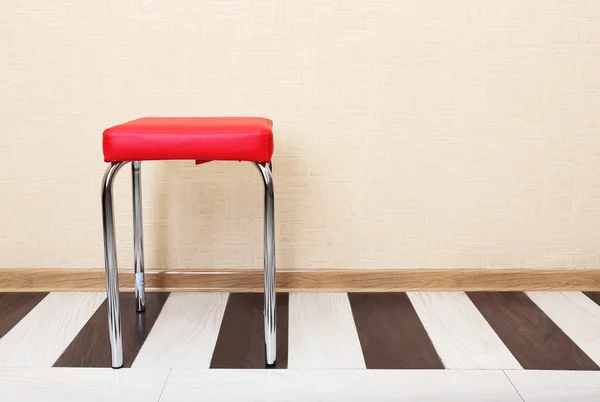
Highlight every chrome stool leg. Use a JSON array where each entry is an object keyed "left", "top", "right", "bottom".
[
  {"left": 101, "top": 162, "right": 128, "bottom": 369},
  {"left": 255, "top": 162, "right": 276, "bottom": 367},
  {"left": 132, "top": 161, "right": 146, "bottom": 313}
]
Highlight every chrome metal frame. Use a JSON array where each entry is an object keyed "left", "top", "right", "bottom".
[
  {"left": 101, "top": 161, "right": 128, "bottom": 369},
  {"left": 101, "top": 160, "right": 277, "bottom": 368},
  {"left": 255, "top": 162, "right": 276, "bottom": 366},
  {"left": 132, "top": 161, "right": 146, "bottom": 313}
]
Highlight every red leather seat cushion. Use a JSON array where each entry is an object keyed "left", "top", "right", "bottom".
[{"left": 103, "top": 117, "right": 273, "bottom": 163}]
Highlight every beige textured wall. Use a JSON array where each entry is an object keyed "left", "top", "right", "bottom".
[{"left": 1, "top": 1, "right": 599, "bottom": 270}]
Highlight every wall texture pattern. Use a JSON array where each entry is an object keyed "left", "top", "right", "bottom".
[{"left": 1, "top": 0, "right": 599, "bottom": 269}]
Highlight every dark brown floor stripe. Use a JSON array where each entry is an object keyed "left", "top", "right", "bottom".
[
  {"left": 348, "top": 292, "right": 444, "bottom": 369},
  {"left": 583, "top": 292, "right": 600, "bottom": 307},
  {"left": 0, "top": 293, "right": 48, "bottom": 338},
  {"left": 53, "top": 292, "right": 169, "bottom": 368},
  {"left": 210, "top": 293, "right": 289, "bottom": 369},
  {"left": 468, "top": 292, "right": 598, "bottom": 370}
]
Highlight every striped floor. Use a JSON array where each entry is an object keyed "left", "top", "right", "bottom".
[{"left": 2, "top": 291, "right": 600, "bottom": 370}]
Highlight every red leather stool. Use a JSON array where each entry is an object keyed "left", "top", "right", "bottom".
[{"left": 101, "top": 117, "right": 276, "bottom": 368}]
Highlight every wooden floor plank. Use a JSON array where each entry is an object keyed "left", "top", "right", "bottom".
[
  {"left": 0, "top": 293, "right": 48, "bottom": 338},
  {"left": 0, "top": 367, "right": 171, "bottom": 402},
  {"left": 210, "top": 293, "right": 289, "bottom": 369},
  {"left": 348, "top": 293, "right": 444, "bottom": 369},
  {"left": 583, "top": 292, "right": 600, "bottom": 307},
  {"left": 506, "top": 370, "right": 600, "bottom": 402},
  {"left": 161, "top": 370, "right": 523, "bottom": 402},
  {"left": 468, "top": 292, "right": 598, "bottom": 370},
  {"left": 132, "top": 293, "right": 229, "bottom": 368},
  {"left": 408, "top": 292, "right": 521, "bottom": 369},
  {"left": 53, "top": 292, "right": 169, "bottom": 368},
  {"left": 0, "top": 292, "right": 106, "bottom": 366},
  {"left": 528, "top": 292, "right": 600, "bottom": 367},
  {"left": 289, "top": 293, "right": 365, "bottom": 369}
]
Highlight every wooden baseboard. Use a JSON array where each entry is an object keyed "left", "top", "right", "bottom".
[{"left": 1, "top": 268, "right": 600, "bottom": 292}]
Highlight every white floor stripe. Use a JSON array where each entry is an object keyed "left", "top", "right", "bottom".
[
  {"left": 288, "top": 293, "right": 365, "bottom": 369},
  {"left": 0, "top": 367, "right": 169, "bottom": 402},
  {"left": 527, "top": 291, "right": 600, "bottom": 366},
  {"left": 132, "top": 292, "right": 228, "bottom": 368},
  {"left": 408, "top": 292, "right": 522, "bottom": 369},
  {"left": 161, "top": 369, "right": 523, "bottom": 402},
  {"left": 0, "top": 292, "right": 105, "bottom": 367},
  {"left": 506, "top": 370, "right": 600, "bottom": 402}
]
